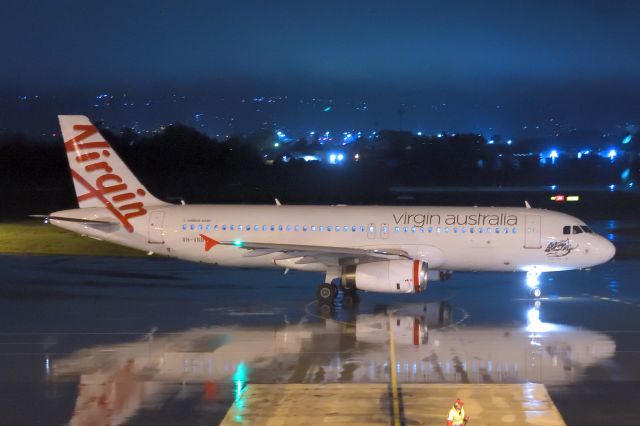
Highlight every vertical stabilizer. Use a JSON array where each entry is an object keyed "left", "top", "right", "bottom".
[{"left": 58, "top": 115, "right": 169, "bottom": 232}]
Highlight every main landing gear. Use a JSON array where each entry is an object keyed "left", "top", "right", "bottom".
[{"left": 315, "top": 268, "right": 359, "bottom": 307}]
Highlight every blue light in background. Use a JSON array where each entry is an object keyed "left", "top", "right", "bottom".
[{"left": 622, "top": 135, "right": 632, "bottom": 144}]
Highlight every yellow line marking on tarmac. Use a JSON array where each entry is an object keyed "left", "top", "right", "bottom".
[{"left": 388, "top": 314, "right": 401, "bottom": 426}]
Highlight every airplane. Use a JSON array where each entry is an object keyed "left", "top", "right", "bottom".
[
  {"left": 42, "top": 115, "right": 616, "bottom": 302},
  {"left": 52, "top": 302, "right": 615, "bottom": 425}
]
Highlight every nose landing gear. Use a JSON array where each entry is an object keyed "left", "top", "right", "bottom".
[{"left": 526, "top": 271, "right": 542, "bottom": 298}]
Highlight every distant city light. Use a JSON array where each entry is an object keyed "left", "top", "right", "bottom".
[
  {"left": 487, "top": 139, "right": 494, "bottom": 144},
  {"left": 550, "top": 185, "right": 557, "bottom": 190},
  {"left": 507, "top": 139, "right": 513, "bottom": 145},
  {"left": 302, "top": 155, "right": 319, "bottom": 162},
  {"left": 549, "top": 150, "right": 558, "bottom": 159},
  {"left": 274, "top": 142, "right": 279, "bottom": 147},
  {"left": 607, "top": 149, "right": 617, "bottom": 160},
  {"left": 566, "top": 195, "right": 580, "bottom": 202},
  {"left": 329, "top": 154, "right": 336, "bottom": 163},
  {"left": 622, "top": 135, "right": 632, "bottom": 144},
  {"left": 609, "top": 184, "right": 616, "bottom": 191},
  {"left": 621, "top": 168, "right": 631, "bottom": 180},
  {"left": 417, "top": 131, "right": 422, "bottom": 136},
  {"left": 337, "top": 153, "right": 344, "bottom": 161},
  {"left": 323, "top": 106, "right": 332, "bottom": 112},
  {"left": 354, "top": 153, "right": 360, "bottom": 161},
  {"left": 437, "top": 133, "right": 444, "bottom": 138}
]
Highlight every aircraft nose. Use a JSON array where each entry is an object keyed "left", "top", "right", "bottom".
[{"left": 597, "top": 238, "right": 616, "bottom": 263}]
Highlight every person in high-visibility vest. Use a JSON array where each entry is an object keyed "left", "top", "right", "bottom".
[{"left": 447, "top": 398, "right": 469, "bottom": 426}]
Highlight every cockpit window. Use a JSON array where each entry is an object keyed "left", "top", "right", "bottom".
[
  {"left": 580, "top": 226, "right": 593, "bottom": 233},
  {"left": 563, "top": 225, "right": 571, "bottom": 235},
  {"left": 572, "top": 226, "right": 583, "bottom": 234}
]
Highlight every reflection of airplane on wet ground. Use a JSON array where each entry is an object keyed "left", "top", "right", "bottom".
[
  {"left": 53, "top": 302, "right": 614, "bottom": 425},
  {"left": 41, "top": 115, "right": 615, "bottom": 302}
]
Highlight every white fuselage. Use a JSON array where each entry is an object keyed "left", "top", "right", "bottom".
[{"left": 51, "top": 204, "right": 615, "bottom": 274}]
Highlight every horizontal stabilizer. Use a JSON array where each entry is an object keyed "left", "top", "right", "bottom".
[{"left": 30, "top": 215, "right": 118, "bottom": 225}]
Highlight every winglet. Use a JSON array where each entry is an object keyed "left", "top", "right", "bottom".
[
  {"left": 199, "top": 234, "right": 219, "bottom": 252},
  {"left": 524, "top": 200, "right": 531, "bottom": 208}
]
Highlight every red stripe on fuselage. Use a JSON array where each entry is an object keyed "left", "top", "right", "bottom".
[{"left": 199, "top": 234, "right": 219, "bottom": 252}]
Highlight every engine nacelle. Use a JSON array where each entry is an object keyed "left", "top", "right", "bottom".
[{"left": 341, "top": 260, "right": 428, "bottom": 294}]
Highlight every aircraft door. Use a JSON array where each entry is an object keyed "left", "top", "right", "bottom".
[
  {"left": 381, "top": 223, "right": 389, "bottom": 239},
  {"left": 148, "top": 211, "right": 165, "bottom": 244},
  {"left": 524, "top": 214, "right": 541, "bottom": 249},
  {"left": 367, "top": 223, "right": 376, "bottom": 239}
]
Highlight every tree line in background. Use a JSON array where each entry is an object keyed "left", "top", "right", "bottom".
[{"left": 0, "top": 123, "right": 636, "bottom": 217}]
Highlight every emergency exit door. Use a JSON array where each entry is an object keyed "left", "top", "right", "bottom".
[
  {"left": 524, "top": 215, "right": 541, "bottom": 249},
  {"left": 148, "top": 211, "right": 165, "bottom": 244}
]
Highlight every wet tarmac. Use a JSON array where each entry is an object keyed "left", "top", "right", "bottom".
[{"left": 0, "top": 220, "right": 638, "bottom": 425}]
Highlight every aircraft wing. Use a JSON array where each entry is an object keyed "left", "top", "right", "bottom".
[{"left": 199, "top": 234, "right": 411, "bottom": 266}]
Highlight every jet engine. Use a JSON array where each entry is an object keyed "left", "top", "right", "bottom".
[{"left": 341, "top": 259, "right": 428, "bottom": 293}]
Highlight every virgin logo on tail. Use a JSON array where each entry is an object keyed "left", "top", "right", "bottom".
[{"left": 65, "top": 124, "right": 146, "bottom": 232}]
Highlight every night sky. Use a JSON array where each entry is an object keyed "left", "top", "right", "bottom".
[{"left": 1, "top": 0, "right": 639, "bottom": 138}]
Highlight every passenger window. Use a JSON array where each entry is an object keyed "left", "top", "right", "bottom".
[
  {"left": 352, "top": 226, "right": 357, "bottom": 232},
  {"left": 319, "top": 226, "right": 324, "bottom": 232},
  {"left": 295, "top": 225, "right": 300, "bottom": 231},
  {"left": 262, "top": 225, "right": 267, "bottom": 231},
  {"left": 270, "top": 225, "right": 275, "bottom": 231},
  {"left": 453, "top": 227, "right": 458, "bottom": 233},
  {"left": 222, "top": 225, "right": 226, "bottom": 231},
  {"left": 420, "top": 227, "right": 424, "bottom": 233},
  {"left": 327, "top": 226, "right": 332, "bottom": 231},
  {"left": 512, "top": 227, "right": 517, "bottom": 234},
  {"left": 278, "top": 225, "right": 283, "bottom": 231},
  {"left": 246, "top": 225, "right": 251, "bottom": 231},
  {"left": 198, "top": 225, "right": 203, "bottom": 231},
  {"left": 303, "top": 225, "right": 308, "bottom": 231},
  {"left": 445, "top": 227, "right": 450, "bottom": 233},
  {"left": 206, "top": 224, "right": 211, "bottom": 231},
  {"left": 404, "top": 226, "right": 408, "bottom": 233},
  {"left": 343, "top": 226, "right": 349, "bottom": 232},
  {"left": 335, "top": 226, "right": 340, "bottom": 232},
  {"left": 395, "top": 226, "right": 400, "bottom": 232},
  {"left": 238, "top": 225, "right": 243, "bottom": 231},
  {"left": 428, "top": 227, "right": 433, "bottom": 233},
  {"left": 495, "top": 228, "right": 499, "bottom": 234},
  {"left": 182, "top": 224, "right": 187, "bottom": 231},
  {"left": 360, "top": 226, "right": 366, "bottom": 232},
  {"left": 286, "top": 225, "right": 291, "bottom": 231},
  {"left": 462, "top": 227, "right": 466, "bottom": 233},
  {"left": 230, "top": 225, "right": 234, "bottom": 231},
  {"left": 470, "top": 227, "right": 474, "bottom": 234},
  {"left": 563, "top": 226, "right": 571, "bottom": 235},
  {"left": 412, "top": 227, "right": 416, "bottom": 233},
  {"left": 311, "top": 225, "right": 317, "bottom": 231},
  {"left": 254, "top": 225, "right": 259, "bottom": 231}
]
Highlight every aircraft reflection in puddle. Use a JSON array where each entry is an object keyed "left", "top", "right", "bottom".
[{"left": 54, "top": 301, "right": 615, "bottom": 425}]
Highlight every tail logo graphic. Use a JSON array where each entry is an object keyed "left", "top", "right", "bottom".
[{"left": 65, "top": 124, "right": 147, "bottom": 232}]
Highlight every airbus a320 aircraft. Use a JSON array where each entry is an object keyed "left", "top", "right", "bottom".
[{"left": 43, "top": 116, "right": 615, "bottom": 302}]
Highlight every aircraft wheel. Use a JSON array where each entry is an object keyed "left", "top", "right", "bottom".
[
  {"left": 316, "top": 283, "right": 337, "bottom": 304},
  {"left": 531, "top": 288, "right": 542, "bottom": 298},
  {"left": 318, "top": 302, "right": 334, "bottom": 319}
]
